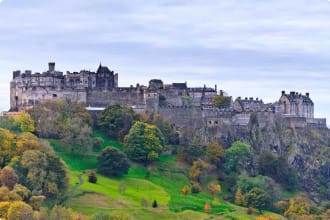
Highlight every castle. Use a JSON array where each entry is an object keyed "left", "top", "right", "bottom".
[{"left": 10, "top": 63, "right": 327, "bottom": 135}]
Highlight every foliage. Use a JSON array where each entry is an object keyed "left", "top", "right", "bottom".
[
  {"left": 124, "top": 121, "right": 164, "bottom": 164},
  {"left": 235, "top": 187, "right": 244, "bottom": 205},
  {"left": 207, "top": 182, "right": 221, "bottom": 196},
  {"left": 224, "top": 141, "right": 253, "bottom": 173},
  {"left": 212, "top": 96, "right": 231, "bottom": 108},
  {"left": 88, "top": 170, "right": 97, "bottom": 183},
  {"left": 29, "top": 195, "right": 46, "bottom": 210},
  {"left": 13, "top": 150, "right": 69, "bottom": 201},
  {"left": 205, "top": 140, "right": 224, "bottom": 166},
  {"left": 92, "top": 137, "right": 104, "bottom": 150},
  {"left": 141, "top": 114, "right": 180, "bottom": 146},
  {"left": 0, "top": 128, "right": 15, "bottom": 168},
  {"left": 191, "top": 181, "right": 202, "bottom": 194},
  {"left": 0, "top": 201, "right": 10, "bottom": 218},
  {"left": 29, "top": 99, "right": 92, "bottom": 138},
  {"left": 180, "top": 136, "right": 205, "bottom": 164},
  {"left": 7, "top": 201, "right": 34, "bottom": 220},
  {"left": 12, "top": 184, "right": 30, "bottom": 201},
  {"left": 97, "top": 147, "right": 130, "bottom": 176},
  {"left": 0, "top": 166, "right": 19, "bottom": 190},
  {"left": 204, "top": 202, "right": 211, "bottom": 213},
  {"left": 244, "top": 187, "right": 270, "bottom": 214},
  {"left": 189, "top": 159, "right": 209, "bottom": 183},
  {"left": 247, "top": 207, "right": 253, "bottom": 215},
  {"left": 259, "top": 152, "right": 299, "bottom": 191},
  {"left": 273, "top": 200, "right": 289, "bottom": 215},
  {"left": 13, "top": 112, "right": 35, "bottom": 133},
  {"left": 284, "top": 194, "right": 312, "bottom": 218},
  {"left": 152, "top": 200, "right": 158, "bottom": 208},
  {"left": 15, "top": 132, "right": 41, "bottom": 155},
  {"left": 181, "top": 186, "right": 190, "bottom": 195},
  {"left": 97, "top": 104, "right": 138, "bottom": 141}
]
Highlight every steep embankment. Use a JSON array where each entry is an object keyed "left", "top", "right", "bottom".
[{"left": 223, "top": 113, "right": 330, "bottom": 203}]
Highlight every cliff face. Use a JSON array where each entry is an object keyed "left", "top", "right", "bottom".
[{"left": 220, "top": 113, "right": 330, "bottom": 203}]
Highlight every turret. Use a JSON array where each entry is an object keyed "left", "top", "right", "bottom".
[{"left": 48, "top": 62, "right": 55, "bottom": 72}]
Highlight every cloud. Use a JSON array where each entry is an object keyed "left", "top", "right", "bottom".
[{"left": 0, "top": 0, "right": 329, "bottom": 125}]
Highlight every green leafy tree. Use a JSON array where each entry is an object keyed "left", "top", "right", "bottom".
[
  {"left": 244, "top": 187, "right": 270, "bottom": 214},
  {"left": 124, "top": 122, "right": 164, "bottom": 164},
  {"left": 97, "top": 147, "right": 130, "bottom": 176},
  {"left": 224, "top": 141, "right": 253, "bottom": 173},
  {"left": 97, "top": 104, "right": 138, "bottom": 141}
]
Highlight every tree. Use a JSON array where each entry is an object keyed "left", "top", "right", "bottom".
[
  {"left": 0, "top": 128, "right": 15, "bottom": 168},
  {"left": 13, "top": 112, "right": 35, "bottom": 133},
  {"left": 0, "top": 166, "right": 19, "bottom": 190},
  {"left": 212, "top": 96, "right": 231, "bottom": 108},
  {"left": 97, "top": 104, "right": 138, "bottom": 141},
  {"left": 204, "top": 202, "right": 211, "bottom": 213},
  {"left": 244, "top": 187, "right": 270, "bottom": 214},
  {"left": 97, "top": 147, "right": 130, "bottom": 176},
  {"left": 7, "top": 201, "right": 34, "bottom": 220},
  {"left": 16, "top": 150, "right": 69, "bottom": 201},
  {"left": 88, "top": 171, "right": 97, "bottom": 183},
  {"left": 181, "top": 186, "right": 190, "bottom": 195},
  {"left": 224, "top": 141, "right": 253, "bottom": 173},
  {"left": 189, "top": 159, "right": 209, "bottom": 183},
  {"left": 205, "top": 140, "right": 224, "bottom": 165},
  {"left": 15, "top": 132, "right": 41, "bottom": 155},
  {"left": 124, "top": 122, "right": 164, "bottom": 164},
  {"left": 207, "top": 182, "right": 221, "bottom": 197},
  {"left": 29, "top": 195, "right": 46, "bottom": 210},
  {"left": 235, "top": 187, "right": 244, "bottom": 205},
  {"left": 0, "top": 201, "right": 10, "bottom": 218},
  {"left": 284, "top": 194, "right": 312, "bottom": 218}
]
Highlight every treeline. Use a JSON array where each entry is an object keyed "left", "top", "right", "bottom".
[{"left": 0, "top": 113, "right": 70, "bottom": 219}]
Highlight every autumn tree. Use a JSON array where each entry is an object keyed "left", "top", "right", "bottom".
[
  {"left": 244, "top": 187, "right": 270, "bottom": 214},
  {"left": 205, "top": 140, "right": 224, "bottom": 166},
  {"left": 88, "top": 171, "right": 97, "bottom": 183},
  {"left": 0, "top": 166, "right": 19, "bottom": 190},
  {"left": 13, "top": 112, "right": 35, "bottom": 133},
  {"left": 189, "top": 159, "right": 209, "bottom": 183},
  {"left": 207, "top": 182, "right": 221, "bottom": 197},
  {"left": 15, "top": 132, "right": 41, "bottom": 155},
  {"left": 124, "top": 122, "right": 164, "bottom": 164},
  {"left": 97, "top": 104, "right": 138, "bottom": 141},
  {"left": 97, "top": 147, "right": 130, "bottom": 176},
  {"left": 181, "top": 186, "right": 190, "bottom": 195},
  {"left": 0, "top": 128, "right": 15, "bottom": 168},
  {"left": 284, "top": 194, "right": 312, "bottom": 218},
  {"left": 204, "top": 202, "right": 211, "bottom": 213},
  {"left": 235, "top": 187, "right": 244, "bottom": 205},
  {"left": 7, "top": 201, "right": 34, "bottom": 220}
]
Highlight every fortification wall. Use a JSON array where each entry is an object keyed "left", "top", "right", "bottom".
[{"left": 87, "top": 88, "right": 145, "bottom": 107}]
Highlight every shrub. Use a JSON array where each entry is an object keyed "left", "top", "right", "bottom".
[
  {"left": 247, "top": 207, "right": 253, "bottom": 215},
  {"left": 191, "top": 181, "right": 202, "bottom": 193},
  {"left": 97, "top": 147, "right": 130, "bottom": 176},
  {"left": 152, "top": 200, "right": 158, "bottom": 208},
  {"left": 88, "top": 171, "right": 97, "bottom": 184},
  {"left": 180, "top": 186, "right": 190, "bottom": 195}
]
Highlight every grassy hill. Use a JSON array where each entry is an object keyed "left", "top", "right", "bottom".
[{"left": 49, "top": 133, "right": 284, "bottom": 220}]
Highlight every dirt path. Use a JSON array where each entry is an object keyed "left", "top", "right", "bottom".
[{"left": 60, "top": 173, "right": 84, "bottom": 204}]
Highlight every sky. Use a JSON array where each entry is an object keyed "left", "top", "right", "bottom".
[{"left": 0, "top": 0, "right": 329, "bottom": 125}]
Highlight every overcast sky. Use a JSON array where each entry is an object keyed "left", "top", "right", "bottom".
[{"left": 0, "top": 0, "right": 329, "bottom": 125}]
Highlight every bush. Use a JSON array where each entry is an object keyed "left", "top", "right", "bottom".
[
  {"left": 181, "top": 186, "right": 190, "bottom": 195},
  {"left": 93, "top": 137, "right": 104, "bottom": 150},
  {"left": 88, "top": 171, "right": 97, "bottom": 183},
  {"left": 97, "top": 147, "right": 130, "bottom": 176},
  {"left": 247, "top": 207, "right": 253, "bottom": 215},
  {"left": 152, "top": 200, "right": 158, "bottom": 208},
  {"left": 191, "top": 181, "right": 202, "bottom": 194}
]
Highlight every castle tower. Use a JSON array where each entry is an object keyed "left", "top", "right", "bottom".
[{"left": 48, "top": 62, "right": 55, "bottom": 72}]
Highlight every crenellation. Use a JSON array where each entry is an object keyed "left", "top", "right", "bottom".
[{"left": 9, "top": 62, "right": 327, "bottom": 130}]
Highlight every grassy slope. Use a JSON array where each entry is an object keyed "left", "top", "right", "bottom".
[{"left": 50, "top": 135, "right": 284, "bottom": 220}]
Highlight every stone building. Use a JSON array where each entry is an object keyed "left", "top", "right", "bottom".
[
  {"left": 233, "top": 97, "right": 266, "bottom": 113},
  {"left": 279, "top": 91, "right": 314, "bottom": 118}
]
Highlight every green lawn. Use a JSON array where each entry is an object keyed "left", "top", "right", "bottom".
[{"left": 49, "top": 135, "right": 283, "bottom": 220}]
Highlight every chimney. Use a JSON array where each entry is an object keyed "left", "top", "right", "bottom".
[
  {"left": 48, "top": 62, "right": 55, "bottom": 72},
  {"left": 281, "top": 90, "right": 285, "bottom": 95},
  {"left": 306, "top": 92, "right": 309, "bottom": 97}
]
